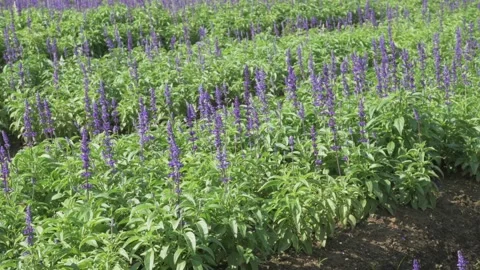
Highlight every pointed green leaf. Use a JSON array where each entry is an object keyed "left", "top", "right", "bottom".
[
  {"left": 184, "top": 232, "right": 196, "bottom": 252},
  {"left": 394, "top": 117, "right": 405, "bottom": 135},
  {"left": 196, "top": 219, "right": 208, "bottom": 239},
  {"left": 144, "top": 248, "right": 154, "bottom": 270}
]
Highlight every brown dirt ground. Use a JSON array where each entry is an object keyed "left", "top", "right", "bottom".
[{"left": 262, "top": 178, "right": 480, "bottom": 270}]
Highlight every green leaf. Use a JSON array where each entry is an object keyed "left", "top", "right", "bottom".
[
  {"left": 129, "top": 262, "right": 141, "bottom": 270},
  {"left": 159, "top": 245, "right": 169, "bottom": 260},
  {"left": 192, "top": 260, "right": 203, "bottom": 270},
  {"left": 184, "top": 231, "right": 197, "bottom": 252},
  {"left": 394, "top": 117, "right": 405, "bottom": 135},
  {"left": 174, "top": 248, "right": 184, "bottom": 264},
  {"left": 326, "top": 199, "right": 336, "bottom": 214},
  {"left": 386, "top": 141, "right": 395, "bottom": 155},
  {"left": 144, "top": 248, "right": 154, "bottom": 270},
  {"left": 348, "top": 215, "right": 357, "bottom": 228},
  {"left": 118, "top": 248, "right": 130, "bottom": 261},
  {"left": 51, "top": 193, "right": 65, "bottom": 201},
  {"left": 176, "top": 261, "right": 186, "bottom": 270},
  {"left": 196, "top": 219, "right": 209, "bottom": 239},
  {"left": 229, "top": 219, "right": 238, "bottom": 238}
]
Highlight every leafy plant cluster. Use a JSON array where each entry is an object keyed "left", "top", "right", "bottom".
[{"left": 0, "top": 0, "right": 480, "bottom": 269}]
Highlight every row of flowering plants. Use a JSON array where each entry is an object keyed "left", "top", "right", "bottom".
[
  {"left": 0, "top": 0, "right": 480, "bottom": 269},
  {"left": 1, "top": 0, "right": 466, "bottom": 136}
]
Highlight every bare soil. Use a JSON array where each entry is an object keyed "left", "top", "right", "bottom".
[{"left": 262, "top": 178, "right": 480, "bottom": 269}]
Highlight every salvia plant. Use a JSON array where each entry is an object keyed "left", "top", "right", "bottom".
[{"left": 0, "top": 0, "right": 479, "bottom": 269}]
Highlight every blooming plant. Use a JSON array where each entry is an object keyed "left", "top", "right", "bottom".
[{"left": 0, "top": 0, "right": 479, "bottom": 269}]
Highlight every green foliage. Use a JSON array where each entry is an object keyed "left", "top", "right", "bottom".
[{"left": 0, "top": 0, "right": 479, "bottom": 269}]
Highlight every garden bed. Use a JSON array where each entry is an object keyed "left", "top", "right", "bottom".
[{"left": 263, "top": 177, "right": 480, "bottom": 269}]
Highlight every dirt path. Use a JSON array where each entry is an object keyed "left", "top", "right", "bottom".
[{"left": 262, "top": 178, "right": 480, "bottom": 269}]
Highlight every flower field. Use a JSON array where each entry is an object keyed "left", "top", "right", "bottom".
[{"left": 0, "top": 0, "right": 480, "bottom": 269}]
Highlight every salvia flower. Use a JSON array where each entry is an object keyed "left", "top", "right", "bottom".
[
  {"left": 36, "top": 93, "right": 47, "bottom": 135},
  {"left": 1, "top": 146, "right": 10, "bottom": 193},
  {"left": 413, "top": 108, "right": 420, "bottom": 121},
  {"left": 311, "top": 126, "right": 321, "bottom": 166},
  {"left": 401, "top": 49, "right": 415, "bottom": 91},
  {"left": 453, "top": 27, "right": 462, "bottom": 79},
  {"left": 167, "top": 120, "right": 183, "bottom": 194},
  {"left": 23, "top": 100, "right": 36, "bottom": 147},
  {"left": 102, "top": 134, "right": 115, "bottom": 169},
  {"left": 214, "top": 113, "right": 229, "bottom": 180},
  {"left": 138, "top": 97, "right": 151, "bottom": 161},
  {"left": 186, "top": 103, "right": 198, "bottom": 151},
  {"left": 412, "top": 259, "right": 420, "bottom": 270},
  {"left": 149, "top": 88, "right": 157, "bottom": 122},
  {"left": 233, "top": 97, "right": 242, "bottom": 138},
  {"left": 298, "top": 102, "right": 305, "bottom": 121},
  {"left": 352, "top": 53, "right": 367, "bottom": 95},
  {"left": 23, "top": 206, "right": 34, "bottom": 246},
  {"left": 457, "top": 250, "right": 468, "bottom": 270},
  {"left": 340, "top": 57, "right": 349, "bottom": 97},
  {"left": 198, "top": 85, "right": 214, "bottom": 123},
  {"left": 100, "top": 96, "right": 111, "bottom": 134},
  {"left": 111, "top": 98, "right": 120, "bottom": 134},
  {"left": 417, "top": 43, "right": 427, "bottom": 88},
  {"left": 42, "top": 99, "right": 55, "bottom": 137},
  {"left": 288, "top": 136, "right": 294, "bottom": 152},
  {"left": 254, "top": 68, "right": 268, "bottom": 115},
  {"left": 92, "top": 101, "right": 102, "bottom": 135},
  {"left": 285, "top": 64, "right": 298, "bottom": 107},
  {"left": 243, "top": 65, "right": 251, "bottom": 106},
  {"left": 1, "top": 131, "right": 10, "bottom": 161}
]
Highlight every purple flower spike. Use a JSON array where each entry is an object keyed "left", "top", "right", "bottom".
[
  {"left": 111, "top": 98, "right": 120, "bottom": 134},
  {"left": 1, "top": 146, "right": 10, "bottom": 193},
  {"left": 186, "top": 103, "right": 198, "bottom": 151},
  {"left": 138, "top": 97, "right": 152, "bottom": 161},
  {"left": 43, "top": 99, "right": 55, "bottom": 137},
  {"left": 167, "top": 120, "right": 183, "bottom": 194},
  {"left": 150, "top": 88, "right": 158, "bottom": 121},
  {"left": 215, "top": 86, "right": 223, "bottom": 110},
  {"left": 311, "top": 125, "right": 321, "bottom": 165},
  {"left": 255, "top": 68, "right": 268, "bottom": 115},
  {"left": 92, "top": 101, "right": 102, "bottom": 135},
  {"left": 214, "top": 113, "right": 229, "bottom": 183},
  {"left": 285, "top": 64, "right": 298, "bottom": 107},
  {"left": 412, "top": 259, "right": 420, "bottom": 270},
  {"left": 1, "top": 130, "right": 10, "bottom": 151},
  {"left": 340, "top": 57, "right": 349, "bottom": 97},
  {"left": 36, "top": 93, "right": 47, "bottom": 135},
  {"left": 298, "top": 102, "right": 305, "bottom": 121},
  {"left": 23, "top": 206, "right": 34, "bottom": 246},
  {"left": 457, "top": 250, "right": 468, "bottom": 270},
  {"left": 288, "top": 136, "right": 294, "bottom": 152},
  {"left": 23, "top": 100, "right": 36, "bottom": 147},
  {"left": 413, "top": 109, "right": 420, "bottom": 121},
  {"left": 102, "top": 134, "right": 115, "bottom": 169},
  {"left": 233, "top": 97, "right": 242, "bottom": 138},
  {"left": 243, "top": 65, "right": 251, "bottom": 106}
]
